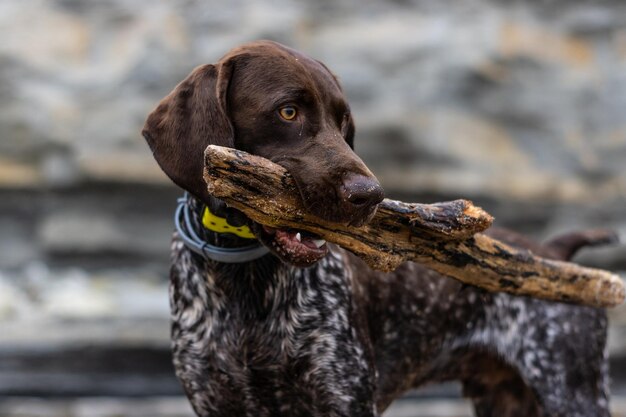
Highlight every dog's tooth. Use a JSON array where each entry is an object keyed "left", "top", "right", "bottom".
[
  {"left": 313, "top": 239, "right": 326, "bottom": 248},
  {"left": 296, "top": 232, "right": 301, "bottom": 242}
]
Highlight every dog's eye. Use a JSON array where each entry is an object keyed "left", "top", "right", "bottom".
[{"left": 279, "top": 106, "right": 297, "bottom": 121}]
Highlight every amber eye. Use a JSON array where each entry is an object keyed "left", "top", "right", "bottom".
[{"left": 279, "top": 106, "right": 297, "bottom": 121}]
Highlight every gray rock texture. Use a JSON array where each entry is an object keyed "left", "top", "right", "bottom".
[{"left": 1, "top": 0, "right": 626, "bottom": 414}]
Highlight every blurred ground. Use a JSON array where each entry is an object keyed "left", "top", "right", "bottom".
[
  {"left": 1, "top": 0, "right": 626, "bottom": 415},
  {"left": 6, "top": 397, "right": 626, "bottom": 417}
]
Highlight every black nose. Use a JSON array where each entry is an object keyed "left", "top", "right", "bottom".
[{"left": 340, "top": 174, "right": 384, "bottom": 211}]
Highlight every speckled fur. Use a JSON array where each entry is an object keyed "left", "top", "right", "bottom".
[
  {"left": 168, "top": 205, "right": 610, "bottom": 417},
  {"left": 145, "top": 41, "right": 611, "bottom": 417}
]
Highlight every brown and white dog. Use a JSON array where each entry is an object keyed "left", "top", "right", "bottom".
[{"left": 143, "top": 40, "right": 614, "bottom": 417}]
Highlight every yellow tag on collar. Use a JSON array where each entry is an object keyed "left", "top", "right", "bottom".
[{"left": 202, "top": 207, "right": 256, "bottom": 239}]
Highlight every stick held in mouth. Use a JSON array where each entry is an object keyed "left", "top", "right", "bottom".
[{"left": 203, "top": 145, "right": 624, "bottom": 308}]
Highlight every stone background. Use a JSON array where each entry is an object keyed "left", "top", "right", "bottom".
[{"left": 1, "top": 0, "right": 625, "bottom": 416}]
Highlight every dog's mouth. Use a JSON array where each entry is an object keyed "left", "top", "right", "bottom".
[{"left": 254, "top": 223, "right": 328, "bottom": 267}]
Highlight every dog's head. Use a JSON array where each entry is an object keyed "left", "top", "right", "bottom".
[{"left": 143, "top": 40, "right": 384, "bottom": 266}]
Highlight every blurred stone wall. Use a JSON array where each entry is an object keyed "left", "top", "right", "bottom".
[{"left": 1, "top": 0, "right": 626, "bottom": 409}]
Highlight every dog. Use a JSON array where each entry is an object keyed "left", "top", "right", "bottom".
[{"left": 143, "top": 40, "right": 614, "bottom": 417}]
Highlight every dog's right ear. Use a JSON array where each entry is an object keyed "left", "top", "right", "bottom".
[{"left": 142, "top": 62, "right": 234, "bottom": 204}]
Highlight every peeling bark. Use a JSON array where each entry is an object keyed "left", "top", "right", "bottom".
[{"left": 204, "top": 145, "right": 624, "bottom": 308}]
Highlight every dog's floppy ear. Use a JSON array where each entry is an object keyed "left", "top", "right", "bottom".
[{"left": 142, "top": 62, "right": 234, "bottom": 203}]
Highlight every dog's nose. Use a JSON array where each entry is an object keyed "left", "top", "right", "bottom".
[{"left": 340, "top": 174, "right": 384, "bottom": 211}]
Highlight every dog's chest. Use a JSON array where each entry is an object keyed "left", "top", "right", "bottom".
[{"left": 169, "top": 241, "right": 377, "bottom": 416}]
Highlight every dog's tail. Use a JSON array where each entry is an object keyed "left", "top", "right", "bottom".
[{"left": 543, "top": 229, "right": 620, "bottom": 261}]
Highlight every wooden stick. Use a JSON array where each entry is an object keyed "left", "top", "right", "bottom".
[{"left": 204, "top": 145, "right": 625, "bottom": 308}]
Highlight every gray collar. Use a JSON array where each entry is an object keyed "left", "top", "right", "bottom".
[{"left": 174, "top": 194, "right": 270, "bottom": 263}]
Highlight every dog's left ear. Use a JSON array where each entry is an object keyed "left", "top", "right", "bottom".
[{"left": 142, "top": 61, "right": 234, "bottom": 204}]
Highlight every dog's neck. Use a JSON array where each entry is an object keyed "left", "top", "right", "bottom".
[
  {"left": 176, "top": 195, "right": 299, "bottom": 313},
  {"left": 187, "top": 195, "right": 252, "bottom": 248},
  {"left": 175, "top": 194, "right": 270, "bottom": 263}
]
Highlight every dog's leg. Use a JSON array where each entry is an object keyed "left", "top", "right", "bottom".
[
  {"left": 458, "top": 335, "right": 610, "bottom": 417},
  {"left": 466, "top": 295, "right": 610, "bottom": 417},
  {"left": 471, "top": 386, "right": 543, "bottom": 417},
  {"left": 462, "top": 357, "right": 544, "bottom": 417}
]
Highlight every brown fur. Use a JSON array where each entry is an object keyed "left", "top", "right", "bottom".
[{"left": 143, "top": 40, "right": 612, "bottom": 417}]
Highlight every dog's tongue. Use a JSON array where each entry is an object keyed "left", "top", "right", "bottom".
[{"left": 263, "top": 226, "right": 328, "bottom": 265}]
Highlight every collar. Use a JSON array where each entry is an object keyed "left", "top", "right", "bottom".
[
  {"left": 202, "top": 205, "right": 256, "bottom": 239},
  {"left": 174, "top": 194, "right": 270, "bottom": 263}
]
